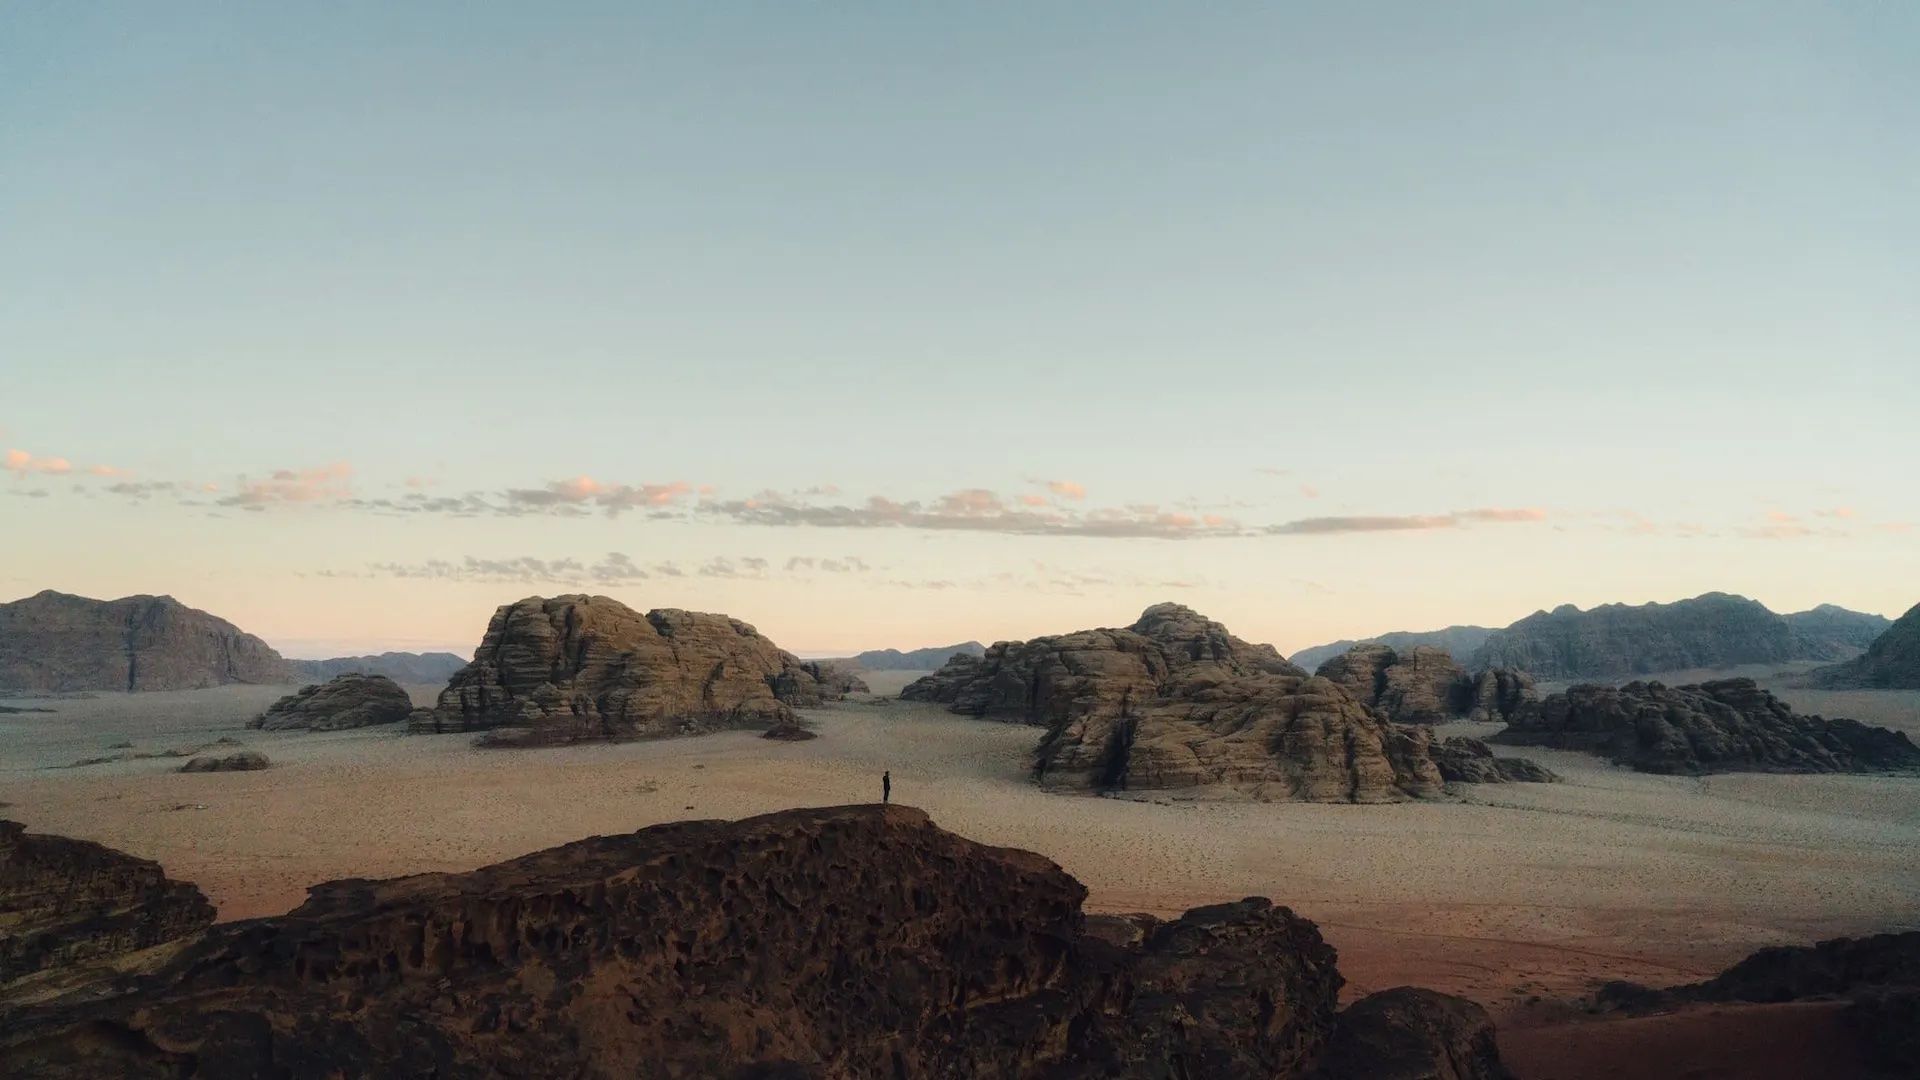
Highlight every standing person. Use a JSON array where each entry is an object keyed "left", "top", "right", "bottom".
[{"left": 882, "top": 770, "right": 891, "bottom": 804}]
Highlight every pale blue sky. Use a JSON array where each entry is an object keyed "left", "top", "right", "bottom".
[{"left": 3, "top": 3, "right": 1915, "bottom": 655}]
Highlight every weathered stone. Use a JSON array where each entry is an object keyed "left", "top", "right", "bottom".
[
  {"left": 761, "top": 718, "right": 818, "bottom": 741},
  {"left": 0, "top": 820, "right": 214, "bottom": 984},
  {"left": 0, "top": 590, "right": 290, "bottom": 693},
  {"left": 0, "top": 805, "right": 1488, "bottom": 1080},
  {"left": 1316, "top": 644, "right": 1465, "bottom": 724},
  {"left": 249, "top": 674, "right": 414, "bottom": 732},
  {"left": 1807, "top": 601, "right": 1920, "bottom": 689},
  {"left": 1496, "top": 678, "right": 1920, "bottom": 774},
  {"left": 1289, "top": 627, "right": 1496, "bottom": 675},
  {"left": 1315, "top": 987, "right": 1514, "bottom": 1080},
  {"left": 1461, "top": 669, "right": 1537, "bottom": 723},
  {"left": 799, "top": 661, "right": 869, "bottom": 697},
  {"left": 177, "top": 750, "right": 270, "bottom": 773},
  {"left": 1430, "top": 737, "right": 1558, "bottom": 784},
  {"left": 423, "top": 595, "right": 855, "bottom": 747}
]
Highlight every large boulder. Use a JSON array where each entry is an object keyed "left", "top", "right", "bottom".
[
  {"left": 907, "top": 605, "right": 1550, "bottom": 802},
  {"left": 1806, "top": 601, "right": 1920, "bottom": 689},
  {"left": 249, "top": 674, "right": 414, "bottom": 732},
  {"left": 421, "top": 596, "right": 857, "bottom": 747},
  {"left": 177, "top": 750, "right": 270, "bottom": 773},
  {"left": 0, "top": 590, "right": 290, "bottom": 693},
  {"left": 1314, "top": 987, "right": 1514, "bottom": 1080},
  {"left": 0, "top": 820, "right": 214, "bottom": 984},
  {"left": 1495, "top": 678, "right": 1920, "bottom": 774},
  {"left": 1430, "top": 737, "right": 1558, "bottom": 784}
]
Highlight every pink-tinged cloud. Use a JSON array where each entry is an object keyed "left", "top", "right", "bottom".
[
  {"left": 1815, "top": 507, "right": 1858, "bottom": 519},
  {"left": 1046, "top": 480, "right": 1087, "bottom": 500},
  {"left": 87, "top": 464, "right": 127, "bottom": 477},
  {"left": 1299, "top": 483, "right": 1320, "bottom": 499},
  {"left": 1458, "top": 507, "right": 1548, "bottom": 523},
  {"left": 1018, "top": 493, "right": 1049, "bottom": 507},
  {"left": 1766, "top": 510, "right": 1799, "bottom": 524},
  {"left": 219, "top": 462, "right": 353, "bottom": 508},
  {"left": 503, "top": 476, "right": 697, "bottom": 515},
  {"left": 3, "top": 449, "right": 73, "bottom": 475}
]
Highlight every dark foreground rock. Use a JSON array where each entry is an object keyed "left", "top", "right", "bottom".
[
  {"left": 0, "top": 820, "right": 214, "bottom": 984},
  {"left": 907, "top": 605, "right": 1552, "bottom": 802},
  {"left": 1495, "top": 678, "right": 1920, "bottom": 774},
  {"left": 420, "top": 595, "right": 858, "bottom": 747},
  {"left": 1430, "top": 737, "right": 1558, "bottom": 785},
  {"left": 177, "top": 750, "right": 270, "bottom": 773},
  {"left": 1312, "top": 986, "right": 1513, "bottom": 1080},
  {"left": 1807, "top": 601, "right": 1920, "bottom": 690},
  {"left": 1596, "top": 932, "right": 1920, "bottom": 1076},
  {"left": 0, "top": 805, "right": 1513, "bottom": 1079},
  {"left": 250, "top": 673, "right": 415, "bottom": 732}
]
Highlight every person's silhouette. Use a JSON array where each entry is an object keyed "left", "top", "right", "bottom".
[{"left": 882, "top": 770, "right": 891, "bottom": 804}]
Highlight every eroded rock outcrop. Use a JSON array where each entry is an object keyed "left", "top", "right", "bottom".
[
  {"left": 1313, "top": 986, "right": 1514, "bottom": 1080},
  {"left": 420, "top": 596, "right": 856, "bottom": 747},
  {"left": 1289, "top": 626, "right": 1497, "bottom": 676},
  {"left": 250, "top": 673, "right": 415, "bottom": 732},
  {"left": 1430, "top": 737, "right": 1558, "bottom": 785},
  {"left": 0, "top": 806, "right": 1515, "bottom": 1079},
  {"left": 1311, "top": 646, "right": 1536, "bottom": 725},
  {"left": 0, "top": 590, "right": 291, "bottom": 693},
  {"left": 906, "top": 605, "right": 1551, "bottom": 802},
  {"left": 1495, "top": 678, "right": 1920, "bottom": 774},
  {"left": 289, "top": 651, "right": 468, "bottom": 684},
  {"left": 1461, "top": 669, "right": 1537, "bottom": 724},
  {"left": 1807, "top": 601, "right": 1920, "bottom": 690},
  {"left": 177, "top": 750, "right": 270, "bottom": 773},
  {"left": 0, "top": 820, "right": 214, "bottom": 984}
]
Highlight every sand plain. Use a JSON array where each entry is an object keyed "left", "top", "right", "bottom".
[{"left": 3, "top": 668, "right": 1918, "bottom": 1077}]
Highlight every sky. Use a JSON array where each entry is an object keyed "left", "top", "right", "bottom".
[{"left": 2, "top": 3, "right": 1916, "bottom": 658}]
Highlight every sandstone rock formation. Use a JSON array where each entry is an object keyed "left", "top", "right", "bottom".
[
  {"left": 421, "top": 595, "right": 857, "bottom": 747},
  {"left": 249, "top": 673, "right": 415, "bottom": 732},
  {"left": 845, "top": 641, "right": 987, "bottom": 671},
  {"left": 0, "top": 590, "right": 291, "bottom": 693},
  {"left": 1430, "top": 737, "right": 1558, "bottom": 784},
  {"left": 1495, "top": 678, "right": 1920, "bottom": 774},
  {"left": 0, "top": 806, "right": 1515, "bottom": 1079},
  {"left": 289, "top": 651, "right": 468, "bottom": 684},
  {"left": 1311, "top": 645, "right": 1535, "bottom": 724},
  {"left": 177, "top": 750, "right": 270, "bottom": 772},
  {"left": 0, "top": 820, "right": 214, "bottom": 984},
  {"left": 1806, "top": 601, "right": 1920, "bottom": 689},
  {"left": 904, "top": 605, "right": 1551, "bottom": 802},
  {"left": 1289, "top": 626, "right": 1496, "bottom": 674},
  {"left": 1468, "top": 593, "right": 1885, "bottom": 680},
  {"left": 799, "top": 660, "right": 869, "bottom": 697}
]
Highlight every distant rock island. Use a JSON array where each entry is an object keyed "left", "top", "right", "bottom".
[
  {"left": 1806, "top": 601, "right": 1920, "bottom": 689},
  {"left": 250, "top": 673, "right": 415, "bottom": 732},
  {"left": 1290, "top": 594, "right": 1890, "bottom": 681},
  {"left": 840, "top": 640, "right": 986, "bottom": 671},
  {"left": 289, "top": 651, "right": 468, "bottom": 684},
  {"left": 1494, "top": 677, "right": 1920, "bottom": 774},
  {"left": 1289, "top": 625, "right": 1496, "bottom": 672},
  {"left": 0, "top": 590, "right": 290, "bottom": 693},
  {"left": 417, "top": 595, "right": 864, "bottom": 747},
  {"left": 0, "top": 807, "right": 1514, "bottom": 1080},
  {"left": 904, "top": 604, "right": 1550, "bottom": 802}
]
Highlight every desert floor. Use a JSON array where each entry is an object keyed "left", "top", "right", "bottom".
[{"left": 4, "top": 668, "right": 1918, "bottom": 1079}]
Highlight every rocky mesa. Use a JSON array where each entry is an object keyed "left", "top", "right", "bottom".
[
  {"left": 417, "top": 595, "right": 860, "bottom": 746},
  {"left": 1312, "top": 643, "right": 1537, "bottom": 724},
  {"left": 0, "top": 806, "right": 1511, "bottom": 1080},
  {"left": 905, "top": 604, "right": 1551, "bottom": 802},
  {"left": 1494, "top": 677, "right": 1920, "bottom": 774},
  {"left": 0, "top": 590, "right": 290, "bottom": 693}
]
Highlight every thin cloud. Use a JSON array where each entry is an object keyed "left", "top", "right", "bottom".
[
  {"left": 219, "top": 462, "right": 353, "bottom": 508},
  {"left": 1046, "top": 480, "right": 1087, "bottom": 500},
  {"left": 502, "top": 476, "right": 696, "bottom": 515},
  {"left": 4, "top": 449, "right": 73, "bottom": 475},
  {"left": 1264, "top": 508, "right": 1547, "bottom": 535}
]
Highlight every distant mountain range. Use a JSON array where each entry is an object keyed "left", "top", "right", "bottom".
[
  {"left": 289, "top": 652, "right": 470, "bottom": 684},
  {"left": 1292, "top": 593, "right": 1893, "bottom": 682},
  {"left": 839, "top": 642, "right": 987, "bottom": 671},
  {"left": 0, "top": 590, "right": 470, "bottom": 693},
  {"left": 1289, "top": 626, "right": 1496, "bottom": 674}
]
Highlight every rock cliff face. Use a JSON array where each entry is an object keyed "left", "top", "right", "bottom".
[
  {"left": 0, "top": 820, "right": 214, "bottom": 984},
  {"left": 1468, "top": 593, "right": 1885, "bottom": 680},
  {"left": 1783, "top": 605, "right": 1894, "bottom": 661},
  {"left": 1495, "top": 678, "right": 1920, "bottom": 774},
  {"left": 421, "top": 595, "right": 856, "bottom": 746},
  {"left": 1312, "top": 645, "right": 1536, "bottom": 725},
  {"left": 1807, "top": 602, "right": 1920, "bottom": 690},
  {"left": 0, "top": 806, "right": 1512, "bottom": 1080},
  {"left": 1430, "top": 737, "right": 1558, "bottom": 784},
  {"left": 250, "top": 673, "right": 415, "bottom": 732},
  {"left": 905, "top": 606, "right": 1550, "bottom": 802},
  {"left": 1289, "top": 626, "right": 1496, "bottom": 675},
  {"left": 0, "top": 591, "right": 291, "bottom": 693},
  {"left": 289, "top": 651, "right": 468, "bottom": 684}
]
